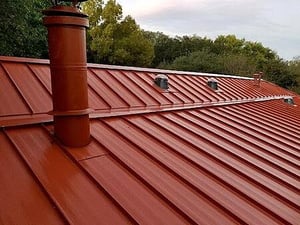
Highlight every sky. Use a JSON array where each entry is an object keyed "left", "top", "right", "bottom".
[{"left": 117, "top": 0, "right": 299, "bottom": 60}]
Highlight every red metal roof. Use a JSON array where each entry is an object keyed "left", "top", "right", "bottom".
[
  {"left": 1, "top": 56, "right": 297, "bottom": 125},
  {"left": 0, "top": 56, "right": 299, "bottom": 225}
]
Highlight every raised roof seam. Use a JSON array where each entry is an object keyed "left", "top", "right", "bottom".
[{"left": 0, "top": 96, "right": 293, "bottom": 128}]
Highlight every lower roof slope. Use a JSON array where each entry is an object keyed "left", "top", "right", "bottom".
[{"left": 0, "top": 56, "right": 299, "bottom": 225}]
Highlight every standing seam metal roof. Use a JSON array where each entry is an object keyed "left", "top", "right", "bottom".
[{"left": 0, "top": 56, "right": 299, "bottom": 225}]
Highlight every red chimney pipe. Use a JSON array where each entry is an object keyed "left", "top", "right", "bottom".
[
  {"left": 43, "top": 5, "right": 91, "bottom": 147},
  {"left": 253, "top": 71, "right": 263, "bottom": 87}
]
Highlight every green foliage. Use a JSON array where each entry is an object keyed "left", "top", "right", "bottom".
[
  {"left": 82, "top": 0, "right": 104, "bottom": 27},
  {"left": 213, "top": 35, "right": 245, "bottom": 55},
  {"left": 0, "top": 0, "right": 298, "bottom": 93},
  {"left": 287, "top": 57, "right": 300, "bottom": 93},
  {"left": 151, "top": 33, "right": 299, "bottom": 92},
  {"left": 0, "top": 0, "right": 50, "bottom": 58},
  {"left": 218, "top": 54, "right": 257, "bottom": 76},
  {"left": 160, "top": 50, "right": 220, "bottom": 73},
  {"left": 146, "top": 32, "right": 212, "bottom": 67},
  {"left": 83, "top": 0, "right": 154, "bottom": 67},
  {"left": 289, "top": 57, "right": 300, "bottom": 81},
  {"left": 160, "top": 50, "right": 257, "bottom": 77},
  {"left": 145, "top": 32, "right": 180, "bottom": 67}
]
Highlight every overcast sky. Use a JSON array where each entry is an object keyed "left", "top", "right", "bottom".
[{"left": 117, "top": 0, "right": 299, "bottom": 60}]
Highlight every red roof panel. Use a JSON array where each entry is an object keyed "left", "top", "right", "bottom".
[
  {"left": 1, "top": 56, "right": 299, "bottom": 225},
  {"left": 0, "top": 132, "right": 65, "bottom": 225},
  {"left": 81, "top": 155, "right": 189, "bottom": 224},
  {"left": 2, "top": 62, "right": 52, "bottom": 114},
  {"left": 122, "top": 71, "right": 173, "bottom": 105},
  {"left": 91, "top": 121, "right": 240, "bottom": 224},
  {"left": 29, "top": 63, "right": 52, "bottom": 93},
  {"left": 4, "top": 126, "right": 133, "bottom": 224},
  {"left": 0, "top": 64, "right": 30, "bottom": 116},
  {"left": 87, "top": 69, "right": 129, "bottom": 110},
  {"left": 93, "top": 69, "right": 146, "bottom": 108}
]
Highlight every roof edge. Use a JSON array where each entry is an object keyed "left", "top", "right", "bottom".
[
  {"left": 0, "top": 56, "right": 49, "bottom": 64},
  {"left": 0, "top": 114, "right": 52, "bottom": 128}
]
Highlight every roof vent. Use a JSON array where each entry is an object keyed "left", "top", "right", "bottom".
[
  {"left": 207, "top": 78, "right": 218, "bottom": 90},
  {"left": 284, "top": 97, "right": 295, "bottom": 105},
  {"left": 154, "top": 74, "right": 169, "bottom": 90}
]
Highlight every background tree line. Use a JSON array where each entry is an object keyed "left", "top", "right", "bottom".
[{"left": 0, "top": 0, "right": 299, "bottom": 93}]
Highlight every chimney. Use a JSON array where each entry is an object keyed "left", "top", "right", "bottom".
[
  {"left": 253, "top": 71, "right": 263, "bottom": 87},
  {"left": 43, "top": 1, "right": 91, "bottom": 147}
]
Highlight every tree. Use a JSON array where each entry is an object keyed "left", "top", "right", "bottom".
[
  {"left": 146, "top": 32, "right": 214, "bottom": 67},
  {"left": 83, "top": 0, "right": 154, "bottom": 66},
  {"left": 154, "top": 33, "right": 299, "bottom": 91},
  {"left": 145, "top": 32, "right": 181, "bottom": 67},
  {"left": 213, "top": 35, "right": 245, "bottom": 55},
  {"left": 288, "top": 56, "right": 300, "bottom": 93},
  {"left": 160, "top": 50, "right": 221, "bottom": 73},
  {"left": 82, "top": 0, "right": 104, "bottom": 27},
  {"left": 218, "top": 54, "right": 257, "bottom": 76},
  {"left": 0, "top": 0, "right": 50, "bottom": 58},
  {"left": 178, "top": 35, "right": 213, "bottom": 56}
]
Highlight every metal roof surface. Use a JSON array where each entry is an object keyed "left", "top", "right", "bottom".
[
  {"left": 0, "top": 56, "right": 299, "bottom": 225},
  {"left": 1, "top": 56, "right": 297, "bottom": 126}
]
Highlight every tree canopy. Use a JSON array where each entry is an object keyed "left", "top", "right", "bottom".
[
  {"left": 0, "top": 0, "right": 299, "bottom": 93},
  {"left": 288, "top": 56, "right": 300, "bottom": 93},
  {"left": 0, "top": 0, "right": 50, "bottom": 58},
  {"left": 151, "top": 33, "right": 298, "bottom": 91},
  {"left": 83, "top": 0, "right": 154, "bottom": 67}
]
